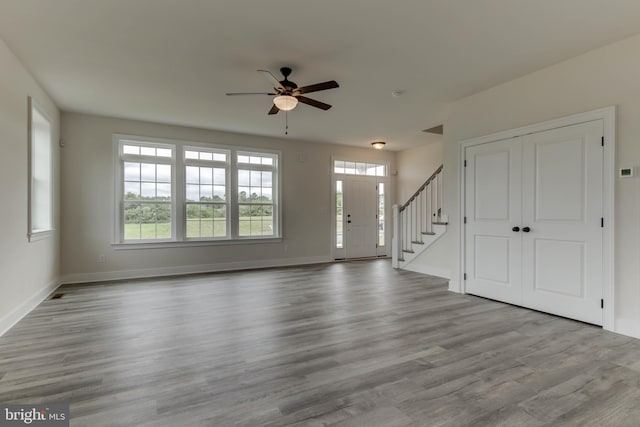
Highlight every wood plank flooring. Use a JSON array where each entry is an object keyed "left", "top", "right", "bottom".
[{"left": 1, "top": 259, "right": 640, "bottom": 426}]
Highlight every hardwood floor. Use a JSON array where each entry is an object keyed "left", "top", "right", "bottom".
[{"left": 1, "top": 259, "right": 640, "bottom": 426}]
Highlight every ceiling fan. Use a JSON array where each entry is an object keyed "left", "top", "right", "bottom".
[{"left": 226, "top": 67, "right": 339, "bottom": 115}]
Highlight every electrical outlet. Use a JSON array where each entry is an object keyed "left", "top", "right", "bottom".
[{"left": 97, "top": 254, "right": 105, "bottom": 263}]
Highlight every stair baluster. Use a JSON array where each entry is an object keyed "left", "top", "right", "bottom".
[{"left": 392, "top": 165, "right": 445, "bottom": 268}]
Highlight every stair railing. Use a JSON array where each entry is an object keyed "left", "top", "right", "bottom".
[{"left": 392, "top": 165, "right": 444, "bottom": 267}]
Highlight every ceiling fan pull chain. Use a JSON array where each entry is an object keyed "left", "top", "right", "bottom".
[{"left": 285, "top": 111, "right": 289, "bottom": 135}]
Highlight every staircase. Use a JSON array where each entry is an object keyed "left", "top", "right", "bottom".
[{"left": 392, "top": 165, "right": 447, "bottom": 269}]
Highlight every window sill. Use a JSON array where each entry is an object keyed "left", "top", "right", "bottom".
[
  {"left": 28, "top": 229, "right": 55, "bottom": 242},
  {"left": 112, "top": 237, "right": 283, "bottom": 250}
]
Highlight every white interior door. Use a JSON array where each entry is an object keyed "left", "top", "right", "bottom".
[
  {"left": 464, "top": 120, "right": 604, "bottom": 325},
  {"left": 344, "top": 176, "right": 378, "bottom": 259},
  {"left": 465, "top": 137, "right": 523, "bottom": 304},
  {"left": 521, "top": 120, "right": 604, "bottom": 325}
]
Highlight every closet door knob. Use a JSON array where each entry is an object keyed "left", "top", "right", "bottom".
[
  {"left": 512, "top": 226, "right": 520, "bottom": 232},
  {"left": 522, "top": 227, "right": 531, "bottom": 232}
]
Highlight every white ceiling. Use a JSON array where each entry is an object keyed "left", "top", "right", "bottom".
[{"left": 1, "top": 0, "right": 640, "bottom": 151}]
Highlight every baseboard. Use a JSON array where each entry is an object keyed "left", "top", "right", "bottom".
[
  {"left": 614, "top": 318, "right": 640, "bottom": 339},
  {"left": 448, "top": 279, "right": 462, "bottom": 294},
  {"left": 402, "top": 263, "right": 451, "bottom": 280},
  {"left": 60, "top": 256, "right": 332, "bottom": 284},
  {"left": 0, "top": 277, "right": 61, "bottom": 337}
]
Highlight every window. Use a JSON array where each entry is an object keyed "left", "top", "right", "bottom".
[
  {"left": 185, "top": 148, "right": 228, "bottom": 239},
  {"left": 114, "top": 135, "right": 280, "bottom": 244},
  {"left": 378, "top": 183, "right": 385, "bottom": 246},
  {"left": 28, "top": 97, "right": 53, "bottom": 239},
  {"left": 334, "top": 160, "right": 386, "bottom": 177},
  {"left": 237, "top": 152, "right": 277, "bottom": 237},
  {"left": 336, "top": 180, "right": 343, "bottom": 248},
  {"left": 120, "top": 141, "right": 174, "bottom": 241}
]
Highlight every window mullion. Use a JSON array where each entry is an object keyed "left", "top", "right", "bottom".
[
  {"left": 175, "top": 151, "right": 184, "bottom": 241},
  {"left": 230, "top": 152, "right": 239, "bottom": 239},
  {"left": 121, "top": 153, "right": 172, "bottom": 164},
  {"left": 184, "top": 159, "right": 227, "bottom": 168}
]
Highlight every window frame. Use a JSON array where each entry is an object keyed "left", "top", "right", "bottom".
[
  {"left": 330, "top": 156, "right": 390, "bottom": 259},
  {"left": 183, "top": 146, "right": 231, "bottom": 241},
  {"left": 333, "top": 159, "right": 387, "bottom": 177},
  {"left": 235, "top": 150, "right": 279, "bottom": 239},
  {"left": 116, "top": 138, "right": 176, "bottom": 243},
  {"left": 113, "top": 134, "right": 282, "bottom": 248},
  {"left": 28, "top": 96, "right": 54, "bottom": 242}
]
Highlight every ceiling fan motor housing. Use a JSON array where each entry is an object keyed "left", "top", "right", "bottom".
[{"left": 279, "top": 67, "right": 297, "bottom": 91}]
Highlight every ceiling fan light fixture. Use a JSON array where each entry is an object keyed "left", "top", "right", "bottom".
[
  {"left": 371, "top": 141, "right": 386, "bottom": 150},
  {"left": 273, "top": 95, "right": 298, "bottom": 111}
]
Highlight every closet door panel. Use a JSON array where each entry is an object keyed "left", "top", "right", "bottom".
[
  {"left": 465, "top": 137, "right": 522, "bottom": 304},
  {"left": 521, "top": 120, "right": 604, "bottom": 325}
]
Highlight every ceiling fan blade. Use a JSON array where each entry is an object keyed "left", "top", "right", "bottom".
[
  {"left": 295, "top": 80, "right": 339, "bottom": 95},
  {"left": 258, "top": 70, "right": 285, "bottom": 91},
  {"left": 268, "top": 104, "right": 280, "bottom": 115},
  {"left": 297, "top": 96, "right": 332, "bottom": 110},
  {"left": 226, "top": 92, "right": 276, "bottom": 96}
]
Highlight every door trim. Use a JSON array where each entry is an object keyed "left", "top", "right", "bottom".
[
  {"left": 330, "top": 156, "right": 391, "bottom": 260},
  {"left": 458, "top": 106, "right": 615, "bottom": 332}
]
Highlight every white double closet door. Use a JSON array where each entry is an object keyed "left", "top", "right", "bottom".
[{"left": 465, "top": 120, "right": 604, "bottom": 325}]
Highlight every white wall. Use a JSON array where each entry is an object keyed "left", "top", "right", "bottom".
[
  {"left": 60, "top": 112, "right": 397, "bottom": 282},
  {"left": 415, "top": 33, "right": 640, "bottom": 338},
  {"left": 0, "top": 38, "right": 60, "bottom": 335},
  {"left": 395, "top": 134, "right": 443, "bottom": 204}
]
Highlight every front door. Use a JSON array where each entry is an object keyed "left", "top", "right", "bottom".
[{"left": 343, "top": 176, "right": 378, "bottom": 259}]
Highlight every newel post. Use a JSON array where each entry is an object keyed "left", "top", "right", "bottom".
[{"left": 392, "top": 204, "right": 400, "bottom": 268}]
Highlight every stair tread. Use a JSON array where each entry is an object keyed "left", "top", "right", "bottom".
[
  {"left": 411, "top": 241, "right": 424, "bottom": 245},
  {"left": 402, "top": 249, "right": 415, "bottom": 254},
  {"left": 432, "top": 222, "right": 448, "bottom": 225},
  {"left": 421, "top": 232, "right": 436, "bottom": 235}
]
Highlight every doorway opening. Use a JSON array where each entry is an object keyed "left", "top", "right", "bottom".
[{"left": 332, "top": 160, "right": 388, "bottom": 259}]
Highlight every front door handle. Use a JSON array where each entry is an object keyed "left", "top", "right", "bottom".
[{"left": 522, "top": 227, "right": 531, "bottom": 232}]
